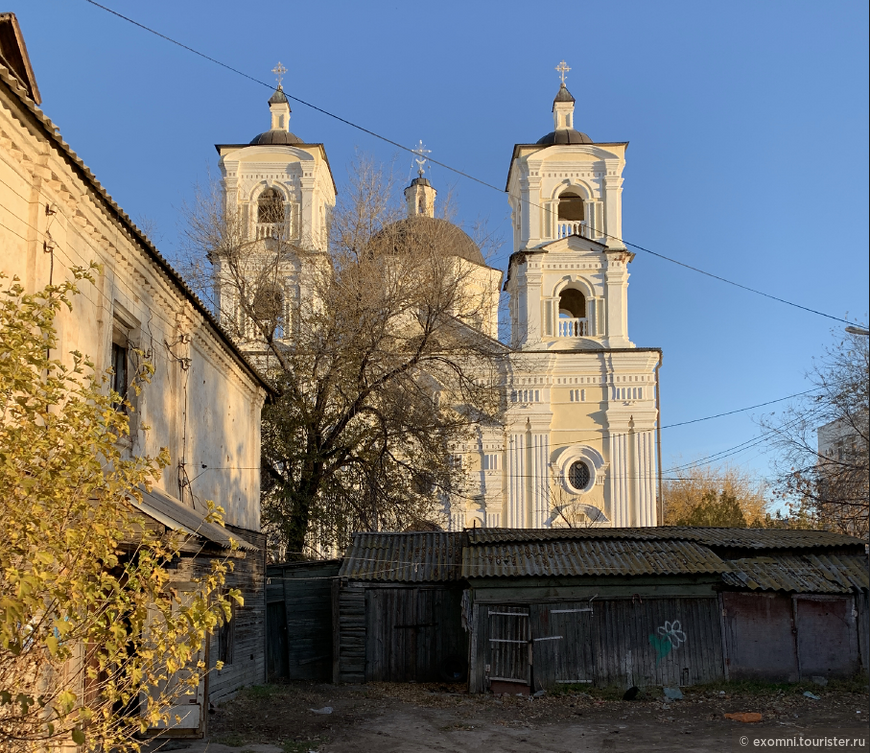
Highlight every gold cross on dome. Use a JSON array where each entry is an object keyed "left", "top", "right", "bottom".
[
  {"left": 412, "top": 140, "right": 431, "bottom": 177},
  {"left": 272, "top": 62, "right": 287, "bottom": 87},
  {"left": 555, "top": 60, "right": 571, "bottom": 84}
]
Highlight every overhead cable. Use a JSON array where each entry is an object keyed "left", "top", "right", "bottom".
[{"left": 81, "top": 0, "right": 863, "bottom": 328}]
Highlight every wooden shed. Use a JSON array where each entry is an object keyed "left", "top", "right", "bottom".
[
  {"left": 462, "top": 527, "right": 869, "bottom": 694},
  {"left": 333, "top": 532, "right": 469, "bottom": 684},
  {"left": 288, "top": 527, "right": 868, "bottom": 694},
  {"left": 463, "top": 528, "right": 728, "bottom": 693}
]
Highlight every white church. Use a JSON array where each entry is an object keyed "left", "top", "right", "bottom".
[{"left": 212, "top": 63, "right": 662, "bottom": 532}]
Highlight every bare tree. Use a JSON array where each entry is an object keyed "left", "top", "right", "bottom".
[
  {"left": 761, "top": 327, "right": 869, "bottom": 538},
  {"left": 182, "top": 159, "right": 505, "bottom": 558}
]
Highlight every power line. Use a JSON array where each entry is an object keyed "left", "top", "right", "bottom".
[
  {"left": 659, "top": 389, "right": 817, "bottom": 430},
  {"left": 4, "top": 195, "right": 819, "bottom": 485},
  {"left": 80, "top": 0, "right": 863, "bottom": 329}
]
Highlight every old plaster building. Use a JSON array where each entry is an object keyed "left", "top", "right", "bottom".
[
  {"left": 0, "top": 13, "right": 269, "bottom": 728},
  {"left": 214, "top": 63, "right": 661, "bottom": 533}
]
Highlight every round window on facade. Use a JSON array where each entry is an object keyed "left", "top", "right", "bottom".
[{"left": 568, "top": 460, "right": 591, "bottom": 492}]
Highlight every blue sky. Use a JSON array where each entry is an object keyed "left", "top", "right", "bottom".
[{"left": 17, "top": 1, "right": 869, "bottom": 487}]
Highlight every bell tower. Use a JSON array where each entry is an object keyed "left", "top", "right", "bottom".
[
  {"left": 211, "top": 63, "right": 336, "bottom": 358},
  {"left": 504, "top": 61, "right": 632, "bottom": 352}
]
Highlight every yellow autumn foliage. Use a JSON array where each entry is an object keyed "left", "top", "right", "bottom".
[
  {"left": 0, "top": 271, "right": 236, "bottom": 752},
  {"left": 663, "top": 463, "right": 771, "bottom": 527}
]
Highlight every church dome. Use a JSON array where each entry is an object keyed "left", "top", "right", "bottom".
[
  {"left": 249, "top": 129, "right": 303, "bottom": 146},
  {"left": 536, "top": 128, "right": 593, "bottom": 145},
  {"left": 373, "top": 216, "right": 485, "bottom": 266}
]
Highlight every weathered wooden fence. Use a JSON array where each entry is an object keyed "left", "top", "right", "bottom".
[{"left": 266, "top": 560, "right": 340, "bottom": 682}]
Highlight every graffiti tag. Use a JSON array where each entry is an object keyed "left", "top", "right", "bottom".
[{"left": 648, "top": 620, "right": 687, "bottom": 664}]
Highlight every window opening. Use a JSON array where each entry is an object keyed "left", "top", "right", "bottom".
[
  {"left": 111, "top": 340, "right": 128, "bottom": 412},
  {"left": 558, "top": 288, "right": 586, "bottom": 319},
  {"left": 217, "top": 598, "right": 236, "bottom": 665},
  {"left": 257, "top": 188, "right": 284, "bottom": 224},
  {"left": 568, "top": 460, "right": 591, "bottom": 492},
  {"left": 557, "top": 191, "right": 584, "bottom": 222}
]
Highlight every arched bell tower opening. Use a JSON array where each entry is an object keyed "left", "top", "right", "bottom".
[
  {"left": 557, "top": 190, "right": 585, "bottom": 239},
  {"left": 558, "top": 287, "right": 587, "bottom": 337},
  {"left": 257, "top": 187, "right": 284, "bottom": 224}
]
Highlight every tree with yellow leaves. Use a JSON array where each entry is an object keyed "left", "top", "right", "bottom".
[
  {"left": 662, "top": 464, "right": 771, "bottom": 527},
  {"left": 0, "top": 270, "right": 236, "bottom": 752}
]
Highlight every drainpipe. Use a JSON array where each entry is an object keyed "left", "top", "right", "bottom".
[{"left": 654, "top": 353, "right": 663, "bottom": 526}]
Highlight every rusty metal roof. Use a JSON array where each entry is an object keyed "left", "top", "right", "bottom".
[
  {"left": 722, "top": 554, "right": 869, "bottom": 594},
  {"left": 462, "top": 538, "right": 728, "bottom": 579},
  {"left": 466, "top": 527, "right": 864, "bottom": 551},
  {"left": 338, "top": 532, "right": 466, "bottom": 583}
]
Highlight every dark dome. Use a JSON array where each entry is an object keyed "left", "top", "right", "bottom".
[
  {"left": 536, "top": 128, "right": 593, "bottom": 145},
  {"left": 268, "top": 87, "right": 289, "bottom": 105},
  {"left": 374, "top": 216, "right": 485, "bottom": 265},
  {"left": 249, "top": 129, "right": 303, "bottom": 146},
  {"left": 553, "top": 83, "right": 575, "bottom": 104}
]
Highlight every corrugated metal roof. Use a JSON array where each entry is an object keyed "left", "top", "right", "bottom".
[
  {"left": 675, "top": 528, "right": 866, "bottom": 550},
  {"left": 466, "top": 527, "right": 864, "bottom": 551},
  {"left": 130, "top": 486, "right": 258, "bottom": 551},
  {"left": 462, "top": 539, "right": 728, "bottom": 579},
  {"left": 339, "top": 532, "right": 466, "bottom": 583},
  {"left": 722, "top": 554, "right": 869, "bottom": 594}
]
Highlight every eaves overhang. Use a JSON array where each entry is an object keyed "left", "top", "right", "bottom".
[
  {"left": 130, "top": 486, "right": 258, "bottom": 552},
  {"left": 505, "top": 141, "right": 630, "bottom": 192},
  {"left": 215, "top": 141, "right": 338, "bottom": 195},
  {"left": 0, "top": 63, "right": 275, "bottom": 397}
]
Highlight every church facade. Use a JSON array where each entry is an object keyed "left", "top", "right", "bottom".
[{"left": 213, "top": 65, "right": 662, "bottom": 532}]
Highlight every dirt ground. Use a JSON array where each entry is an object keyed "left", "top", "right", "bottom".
[{"left": 165, "top": 680, "right": 869, "bottom": 753}]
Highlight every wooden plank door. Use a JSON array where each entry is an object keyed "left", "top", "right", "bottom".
[
  {"left": 531, "top": 602, "right": 595, "bottom": 691},
  {"left": 487, "top": 605, "right": 531, "bottom": 691}
]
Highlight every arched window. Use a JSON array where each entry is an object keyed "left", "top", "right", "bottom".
[
  {"left": 252, "top": 282, "right": 284, "bottom": 338},
  {"left": 257, "top": 188, "right": 284, "bottom": 224},
  {"left": 559, "top": 288, "right": 586, "bottom": 318},
  {"left": 557, "top": 191, "right": 584, "bottom": 222},
  {"left": 558, "top": 288, "right": 587, "bottom": 337},
  {"left": 557, "top": 190, "right": 585, "bottom": 239}
]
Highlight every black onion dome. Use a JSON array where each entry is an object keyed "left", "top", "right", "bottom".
[
  {"left": 249, "top": 129, "right": 303, "bottom": 145},
  {"left": 373, "top": 216, "right": 485, "bottom": 265},
  {"left": 536, "top": 128, "right": 593, "bottom": 145}
]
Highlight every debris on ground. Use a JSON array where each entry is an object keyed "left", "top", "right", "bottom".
[
  {"left": 803, "top": 691, "right": 821, "bottom": 700},
  {"left": 724, "top": 712, "right": 763, "bottom": 723},
  {"left": 663, "top": 687, "right": 683, "bottom": 701}
]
